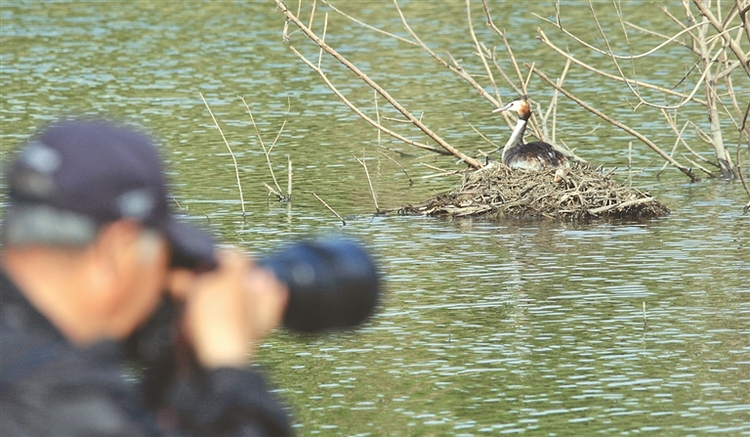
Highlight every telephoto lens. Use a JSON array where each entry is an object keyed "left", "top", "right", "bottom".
[{"left": 257, "top": 238, "right": 381, "bottom": 333}]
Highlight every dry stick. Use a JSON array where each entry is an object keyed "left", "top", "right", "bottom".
[
  {"left": 381, "top": 114, "right": 425, "bottom": 124},
  {"left": 311, "top": 191, "right": 346, "bottom": 225},
  {"left": 462, "top": 113, "right": 500, "bottom": 153},
  {"left": 392, "top": 0, "right": 499, "bottom": 109},
  {"left": 239, "top": 97, "right": 285, "bottom": 198},
  {"left": 374, "top": 90, "right": 381, "bottom": 147},
  {"left": 200, "top": 93, "right": 246, "bottom": 217},
  {"left": 420, "top": 162, "right": 460, "bottom": 175},
  {"left": 625, "top": 18, "right": 701, "bottom": 55},
  {"left": 700, "top": 49, "right": 734, "bottom": 177},
  {"left": 529, "top": 66, "right": 699, "bottom": 181},
  {"left": 657, "top": 115, "right": 695, "bottom": 177},
  {"left": 614, "top": 1, "right": 643, "bottom": 99},
  {"left": 263, "top": 182, "right": 284, "bottom": 201},
  {"left": 317, "top": 10, "right": 327, "bottom": 69},
  {"left": 536, "top": 30, "right": 708, "bottom": 107},
  {"left": 288, "top": 46, "right": 447, "bottom": 156},
  {"left": 628, "top": 142, "right": 633, "bottom": 188},
  {"left": 354, "top": 152, "right": 379, "bottom": 212},
  {"left": 465, "top": 0, "right": 498, "bottom": 101},
  {"left": 536, "top": 1, "right": 704, "bottom": 60},
  {"left": 480, "top": 1, "right": 546, "bottom": 140},
  {"left": 379, "top": 150, "right": 414, "bottom": 185},
  {"left": 682, "top": 154, "right": 714, "bottom": 175},
  {"left": 321, "top": 0, "right": 416, "bottom": 45},
  {"left": 276, "top": 0, "right": 483, "bottom": 169},
  {"left": 661, "top": 108, "right": 719, "bottom": 171},
  {"left": 307, "top": 0, "right": 316, "bottom": 30},
  {"left": 739, "top": 0, "right": 750, "bottom": 42},
  {"left": 547, "top": 58, "right": 568, "bottom": 145},
  {"left": 287, "top": 156, "right": 293, "bottom": 200},
  {"left": 682, "top": 139, "right": 720, "bottom": 169},
  {"left": 479, "top": 41, "right": 503, "bottom": 103},
  {"left": 722, "top": 73, "right": 747, "bottom": 133},
  {"left": 693, "top": 0, "right": 750, "bottom": 76}
]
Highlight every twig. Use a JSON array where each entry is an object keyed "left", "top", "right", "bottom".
[
  {"left": 239, "top": 96, "right": 286, "bottom": 199},
  {"left": 353, "top": 152, "right": 379, "bottom": 212},
  {"left": 693, "top": 0, "right": 750, "bottom": 76},
  {"left": 200, "top": 93, "right": 246, "bottom": 217},
  {"left": 529, "top": 66, "right": 699, "bottom": 181},
  {"left": 391, "top": 0, "right": 499, "bottom": 109},
  {"left": 682, "top": 154, "right": 714, "bottom": 176},
  {"left": 170, "top": 195, "right": 185, "bottom": 212},
  {"left": 536, "top": 29, "right": 708, "bottom": 107},
  {"left": 379, "top": 150, "right": 414, "bottom": 185},
  {"left": 628, "top": 141, "right": 633, "bottom": 188},
  {"left": 263, "top": 182, "right": 285, "bottom": 201},
  {"left": 287, "top": 155, "right": 293, "bottom": 201},
  {"left": 276, "top": 0, "right": 483, "bottom": 169},
  {"left": 462, "top": 113, "right": 500, "bottom": 153},
  {"left": 419, "top": 162, "right": 464, "bottom": 177},
  {"left": 287, "top": 45, "right": 447, "bottom": 155},
  {"left": 311, "top": 191, "right": 346, "bottom": 225},
  {"left": 465, "top": 0, "right": 498, "bottom": 101},
  {"left": 321, "top": 0, "right": 416, "bottom": 45},
  {"left": 737, "top": 142, "right": 750, "bottom": 212},
  {"left": 588, "top": 197, "right": 656, "bottom": 215}
]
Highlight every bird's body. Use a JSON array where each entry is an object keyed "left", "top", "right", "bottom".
[{"left": 493, "top": 96, "right": 570, "bottom": 171}]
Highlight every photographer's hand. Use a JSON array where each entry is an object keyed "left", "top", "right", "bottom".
[{"left": 179, "top": 250, "right": 289, "bottom": 369}]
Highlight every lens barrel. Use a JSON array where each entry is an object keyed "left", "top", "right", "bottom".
[{"left": 257, "top": 238, "right": 381, "bottom": 333}]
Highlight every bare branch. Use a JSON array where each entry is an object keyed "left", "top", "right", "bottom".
[
  {"left": 322, "top": 0, "right": 416, "bottom": 45},
  {"left": 287, "top": 44, "right": 448, "bottom": 155},
  {"left": 536, "top": 29, "right": 709, "bottom": 107},
  {"left": 200, "top": 93, "right": 246, "bottom": 216},
  {"left": 465, "top": 0, "right": 499, "bottom": 101},
  {"left": 239, "top": 96, "right": 286, "bottom": 197},
  {"left": 529, "top": 66, "right": 699, "bottom": 181},
  {"left": 311, "top": 192, "right": 346, "bottom": 225},
  {"left": 392, "top": 0, "right": 499, "bottom": 109},
  {"left": 276, "top": 0, "right": 483, "bottom": 168},
  {"left": 693, "top": 0, "right": 750, "bottom": 76},
  {"left": 353, "top": 152, "right": 379, "bottom": 212}
]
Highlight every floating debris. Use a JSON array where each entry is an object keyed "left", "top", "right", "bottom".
[{"left": 399, "top": 162, "right": 670, "bottom": 221}]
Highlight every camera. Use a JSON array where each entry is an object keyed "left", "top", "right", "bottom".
[
  {"left": 171, "top": 235, "right": 382, "bottom": 333},
  {"left": 125, "top": 237, "right": 382, "bottom": 408}
]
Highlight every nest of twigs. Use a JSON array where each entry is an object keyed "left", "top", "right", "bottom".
[{"left": 399, "top": 162, "right": 670, "bottom": 221}]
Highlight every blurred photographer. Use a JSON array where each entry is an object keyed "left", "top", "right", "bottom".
[{"left": 0, "top": 119, "right": 294, "bottom": 436}]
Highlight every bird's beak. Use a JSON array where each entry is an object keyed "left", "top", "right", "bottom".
[{"left": 492, "top": 102, "right": 513, "bottom": 113}]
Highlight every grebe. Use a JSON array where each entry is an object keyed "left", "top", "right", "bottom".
[{"left": 493, "top": 96, "right": 570, "bottom": 170}]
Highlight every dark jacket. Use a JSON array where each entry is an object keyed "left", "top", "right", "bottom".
[{"left": 0, "top": 271, "right": 294, "bottom": 437}]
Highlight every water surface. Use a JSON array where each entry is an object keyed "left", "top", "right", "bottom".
[{"left": 1, "top": 1, "right": 748, "bottom": 435}]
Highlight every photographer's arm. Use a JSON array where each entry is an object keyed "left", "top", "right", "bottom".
[{"left": 166, "top": 250, "right": 294, "bottom": 436}]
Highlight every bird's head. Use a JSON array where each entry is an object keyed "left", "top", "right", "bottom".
[{"left": 493, "top": 95, "right": 531, "bottom": 120}]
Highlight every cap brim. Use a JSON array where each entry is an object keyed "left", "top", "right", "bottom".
[{"left": 166, "top": 219, "right": 217, "bottom": 271}]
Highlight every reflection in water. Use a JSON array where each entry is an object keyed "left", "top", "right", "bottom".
[{"left": 2, "top": 2, "right": 749, "bottom": 435}]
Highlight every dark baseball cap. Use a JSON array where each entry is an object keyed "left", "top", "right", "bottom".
[{"left": 4, "top": 119, "right": 217, "bottom": 270}]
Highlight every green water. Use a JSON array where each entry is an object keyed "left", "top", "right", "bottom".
[{"left": 1, "top": 1, "right": 748, "bottom": 435}]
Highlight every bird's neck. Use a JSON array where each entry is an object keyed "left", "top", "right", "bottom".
[{"left": 502, "top": 118, "right": 527, "bottom": 161}]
